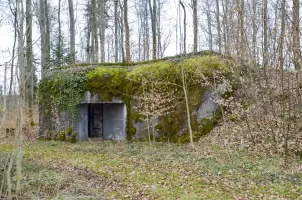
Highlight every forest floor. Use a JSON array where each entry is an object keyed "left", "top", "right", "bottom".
[{"left": 0, "top": 140, "right": 302, "bottom": 199}]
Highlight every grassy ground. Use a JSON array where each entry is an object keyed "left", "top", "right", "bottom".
[{"left": 0, "top": 140, "right": 301, "bottom": 199}]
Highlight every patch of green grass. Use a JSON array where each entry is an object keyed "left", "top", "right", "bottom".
[
  {"left": 0, "top": 151, "right": 103, "bottom": 199},
  {"left": 0, "top": 141, "right": 301, "bottom": 199}
]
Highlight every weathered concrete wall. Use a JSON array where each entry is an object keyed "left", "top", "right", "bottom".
[
  {"left": 133, "top": 118, "right": 159, "bottom": 139},
  {"left": 82, "top": 91, "right": 123, "bottom": 104},
  {"left": 197, "top": 83, "right": 228, "bottom": 121},
  {"left": 103, "top": 103, "right": 126, "bottom": 140},
  {"left": 78, "top": 104, "right": 89, "bottom": 141},
  {"left": 40, "top": 83, "right": 226, "bottom": 141}
]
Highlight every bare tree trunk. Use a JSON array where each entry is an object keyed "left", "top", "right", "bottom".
[
  {"left": 292, "top": 0, "right": 301, "bottom": 140},
  {"left": 222, "top": 0, "right": 230, "bottom": 55},
  {"left": 157, "top": 0, "right": 161, "bottom": 58},
  {"left": 16, "top": 0, "right": 25, "bottom": 193},
  {"left": 144, "top": 2, "right": 149, "bottom": 61},
  {"left": 138, "top": 13, "right": 141, "bottom": 61},
  {"left": 9, "top": 4, "right": 17, "bottom": 100},
  {"left": 263, "top": 0, "right": 268, "bottom": 67},
  {"left": 57, "top": 0, "right": 62, "bottom": 65},
  {"left": 39, "top": 0, "right": 46, "bottom": 76},
  {"left": 124, "top": 0, "right": 131, "bottom": 62},
  {"left": 192, "top": 0, "right": 197, "bottom": 53},
  {"left": 149, "top": 0, "right": 157, "bottom": 59},
  {"left": 205, "top": 1, "right": 213, "bottom": 51},
  {"left": 215, "top": 0, "right": 221, "bottom": 53},
  {"left": 251, "top": 0, "right": 257, "bottom": 61},
  {"left": 45, "top": 0, "right": 51, "bottom": 70},
  {"left": 86, "top": 24, "right": 91, "bottom": 63},
  {"left": 179, "top": 0, "right": 186, "bottom": 54},
  {"left": 279, "top": 0, "right": 286, "bottom": 160},
  {"left": 26, "top": 0, "right": 33, "bottom": 120},
  {"left": 99, "top": 0, "right": 106, "bottom": 63},
  {"left": 68, "top": 0, "right": 75, "bottom": 63},
  {"left": 119, "top": 9, "right": 125, "bottom": 62},
  {"left": 181, "top": 61, "right": 193, "bottom": 146},
  {"left": 114, "top": 0, "right": 119, "bottom": 62},
  {"left": 1, "top": 63, "right": 7, "bottom": 128},
  {"left": 292, "top": 0, "right": 301, "bottom": 72},
  {"left": 239, "top": 0, "right": 245, "bottom": 59},
  {"left": 91, "top": 0, "right": 98, "bottom": 62}
]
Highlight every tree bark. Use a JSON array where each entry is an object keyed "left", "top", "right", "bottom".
[
  {"left": 124, "top": 0, "right": 131, "bottom": 62},
  {"left": 57, "top": 0, "right": 62, "bottom": 65},
  {"left": 91, "top": 0, "right": 98, "bottom": 62},
  {"left": 149, "top": 0, "right": 157, "bottom": 59},
  {"left": 99, "top": 0, "right": 106, "bottom": 63},
  {"left": 251, "top": 0, "right": 257, "bottom": 61},
  {"left": 192, "top": 0, "right": 197, "bottom": 53},
  {"left": 263, "top": 0, "right": 268, "bottom": 67},
  {"left": 114, "top": 0, "right": 119, "bottom": 62},
  {"left": 45, "top": 0, "right": 51, "bottom": 70},
  {"left": 39, "top": 0, "right": 46, "bottom": 76},
  {"left": 26, "top": 0, "right": 33, "bottom": 119},
  {"left": 239, "top": 0, "right": 245, "bottom": 59},
  {"left": 215, "top": 0, "right": 221, "bottom": 53},
  {"left": 279, "top": 0, "right": 286, "bottom": 160},
  {"left": 16, "top": 0, "right": 25, "bottom": 193},
  {"left": 8, "top": 3, "right": 17, "bottom": 109},
  {"left": 68, "top": 0, "right": 75, "bottom": 63},
  {"left": 292, "top": 0, "right": 301, "bottom": 72},
  {"left": 179, "top": 0, "right": 186, "bottom": 54},
  {"left": 206, "top": 0, "right": 213, "bottom": 51}
]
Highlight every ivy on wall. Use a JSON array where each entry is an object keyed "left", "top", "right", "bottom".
[{"left": 38, "top": 72, "right": 87, "bottom": 120}]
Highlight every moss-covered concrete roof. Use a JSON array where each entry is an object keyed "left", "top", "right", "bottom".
[{"left": 50, "top": 50, "right": 223, "bottom": 74}]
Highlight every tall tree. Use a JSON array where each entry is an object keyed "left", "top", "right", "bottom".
[
  {"left": 57, "top": 0, "right": 62, "bottom": 66},
  {"left": 44, "top": 0, "right": 51, "bottom": 70},
  {"left": 149, "top": 0, "right": 157, "bottom": 59},
  {"left": 251, "top": 0, "right": 257, "bottom": 60},
  {"left": 215, "top": 0, "right": 221, "bottom": 53},
  {"left": 26, "top": 0, "right": 33, "bottom": 119},
  {"left": 179, "top": 0, "right": 186, "bottom": 54},
  {"left": 279, "top": 0, "right": 287, "bottom": 159},
  {"left": 39, "top": 0, "right": 46, "bottom": 76},
  {"left": 68, "top": 0, "right": 75, "bottom": 63},
  {"left": 238, "top": 0, "right": 245, "bottom": 58},
  {"left": 91, "top": 0, "right": 98, "bottom": 62},
  {"left": 292, "top": 0, "right": 301, "bottom": 122},
  {"left": 205, "top": 0, "right": 213, "bottom": 51},
  {"left": 263, "top": 0, "right": 268, "bottom": 67},
  {"left": 192, "top": 0, "right": 197, "bottom": 53},
  {"left": 292, "top": 0, "right": 301, "bottom": 72},
  {"left": 124, "top": 0, "right": 131, "bottom": 62},
  {"left": 114, "top": 0, "right": 119, "bottom": 62},
  {"left": 16, "top": 0, "right": 25, "bottom": 194},
  {"left": 8, "top": 3, "right": 17, "bottom": 100},
  {"left": 99, "top": 0, "right": 106, "bottom": 63}
]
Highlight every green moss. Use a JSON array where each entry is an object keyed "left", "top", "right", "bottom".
[
  {"left": 66, "top": 127, "right": 73, "bottom": 136},
  {"left": 58, "top": 132, "right": 66, "bottom": 141}
]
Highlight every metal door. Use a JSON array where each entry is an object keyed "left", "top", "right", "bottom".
[
  {"left": 93, "top": 104, "right": 103, "bottom": 137},
  {"left": 103, "top": 104, "right": 126, "bottom": 140}
]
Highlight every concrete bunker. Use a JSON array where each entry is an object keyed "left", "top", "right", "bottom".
[
  {"left": 78, "top": 103, "right": 126, "bottom": 140},
  {"left": 38, "top": 52, "right": 232, "bottom": 142}
]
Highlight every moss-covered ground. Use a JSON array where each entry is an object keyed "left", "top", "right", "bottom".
[{"left": 0, "top": 141, "right": 301, "bottom": 199}]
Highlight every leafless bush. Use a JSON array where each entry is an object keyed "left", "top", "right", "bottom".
[{"left": 203, "top": 65, "right": 302, "bottom": 160}]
